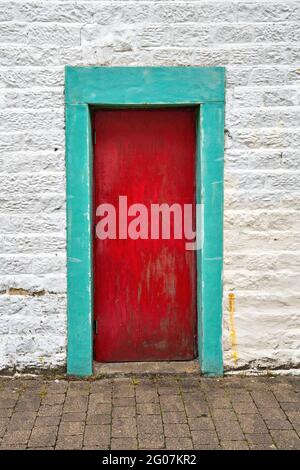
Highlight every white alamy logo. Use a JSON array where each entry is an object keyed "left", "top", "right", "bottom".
[{"left": 95, "top": 196, "right": 202, "bottom": 251}]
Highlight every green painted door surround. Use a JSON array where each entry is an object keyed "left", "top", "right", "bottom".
[{"left": 65, "top": 66, "right": 225, "bottom": 377}]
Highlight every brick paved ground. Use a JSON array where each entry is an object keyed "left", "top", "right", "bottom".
[{"left": 0, "top": 375, "right": 300, "bottom": 450}]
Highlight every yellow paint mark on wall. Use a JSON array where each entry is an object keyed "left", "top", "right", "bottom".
[{"left": 228, "top": 293, "right": 238, "bottom": 364}]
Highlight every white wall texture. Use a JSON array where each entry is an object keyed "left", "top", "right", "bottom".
[{"left": 0, "top": 0, "right": 299, "bottom": 373}]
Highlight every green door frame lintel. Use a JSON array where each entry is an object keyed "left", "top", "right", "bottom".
[{"left": 65, "top": 66, "right": 225, "bottom": 377}]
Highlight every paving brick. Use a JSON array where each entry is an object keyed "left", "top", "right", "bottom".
[
  {"left": 113, "top": 406, "right": 135, "bottom": 418},
  {"left": 63, "top": 396, "right": 88, "bottom": 413},
  {"left": 269, "top": 380, "right": 293, "bottom": 390},
  {"left": 7, "top": 411, "right": 36, "bottom": 431},
  {"left": 160, "top": 395, "right": 184, "bottom": 412},
  {"left": 111, "top": 438, "right": 138, "bottom": 450},
  {"left": 136, "top": 390, "right": 159, "bottom": 404},
  {"left": 238, "top": 414, "right": 268, "bottom": 434},
  {"left": 89, "top": 392, "right": 111, "bottom": 404},
  {"left": 162, "top": 412, "right": 187, "bottom": 424},
  {"left": 112, "top": 417, "right": 137, "bottom": 438},
  {"left": 164, "top": 423, "right": 190, "bottom": 438},
  {"left": 0, "top": 443, "right": 27, "bottom": 450},
  {"left": 271, "top": 430, "right": 300, "bottom": 450},
  {"left": 114, "top": 379, "right": 133, "bottom": 387},
  {"left": 46, "top": 381, "right": 68, "bottom": 394},
  {"left": 83, "top": 445, "right": 109, "bottom": 450},
  {"left": 38, "top": 404, "right": 63, "bottom": 416},
  {"left": 68, "top": 382, "right": 90, "bottom": 395},
  {"left": 212, "top": 409, "right": 236, "bottom": 423},
  {"left": 273, "top": 390, "right": 299, "bottom": 403},
  {"left": 23, "top": 391, "right": 44, "bottom": 400},
  {"left": 2, "top": 428, "right": 31, "bottom": 444},
  {"left": 59, "top": 421, "right": 85, "bottom": 435},
  {"left": 179, "top": 377, "right": 201, "bottom": 392},
  {"left": 137, "top": 415, "right": 163, "bottom": 435},
  {"left": 84, "top": 424, "right": 110, "bottom": 446},
  {"left": 221, "top": 440, "right": 249, "bottom": 450},
  {"left": 181, "top": 388, "right": 203, "bottom": 399},
  {"left": 233, "top": 401, "right": 258, "bottom": 414},
  {"left": 201, "top": 378, "right": 224, "bottom": 392},
  {"left": 259, "top": 406, "right": 287, "bottom": 420},
  {"left": 251, "top": 391, "right": 279, "bottom": 408},
  {"left": 88, "top": 401, "right": 111, "bottom": 414},
  {"left": 35, "top": 416, "right": 60, "bottom": 427},
  {"left": 90, "top": 380, "right": 112, "bottom": 393},
  {"left": 0, "top": 391, "right": 18, "bottom": 400},
  {"left": 113, "top": 386, "right": 135, "bottom": 398},
  {"left": 288, "top": 379, "right": 300, "bottom": 392},
  {"left": 285, "top": 411, "right": 300, "bottom": 426},
  {"left": 166, "top": 437, "right": 193, "bottom": 449},
  {"left": 134, "top": 380, "right": 154, "bottom": 389},
  {"left": 280, "top": 401, "right": 300, "bottom": 412},
  {"left": 192, "top": 444, "right": 221, "bottom": 450},
  {"left": 28, "top": 447, "right": 55, "bottom": 450},
  {"left": 215, "top": 421, "right": 245, "bottom": 441},
  {"left": 135, "top": 378, "right": 154, "bottom": 387},
  {"left": 137, "top": 403, "right": 160, "bottom": 415},
  {"left": 87, "top": 413, "right": 111, "bottom": 425},
  {"left": 264, "top": 418, "right": 293, "bottom": 430},
  {"left": 206, "top": 392, "right": 232, "bottom": 409},
  {"left": 157, "top": 377, "right": 178, "bottom": 387},
  {"left": 113, "top": 397, "right": 135, "bottom": 407},
  {"left": 15, "top": 398, "right": 40, "bottom": 412},
  {"left": 22, "top": 380, "right": 45, "bottom": 392},
  {"left": 61, "top": 412, "right": 86, "bottom": 422},
  {"left": 246, "top": 433, "right": 275, "bottom": 450},
  {"left": 55, "top": 434, "right": 83, "bottom": 450},
  {"left": 138, "top": 434, "right": 165, "bottom": 450},
  {"left": 192, "top": 430, "right": 219, "bottom": 446},
  {"left": 184, "top": 401, "right": 210, "bottom": 417},
  {"left": 182, "top": 391, "right": 206, "bottom": 402},
  {"left": 226, "top": 389, "right": 254, "bottom": 403},
  {"left": 29, "top": 426, "right": 58, "bottom": 447},
  {"left": 0, "top": 398, "right": 18, "bottom": 408},
  {"left": 42, "top": 394, "right": 65, "bottom": 405},
  {"left": 0, "top": 408, "right": 13, "bottom": 418},
  {"left": 158, "top": 386, "right": 180, "bottom": 396},
  {"left": 242, "top": 379, "right": 270, "bottom": 392},
  {"left": 0, "top": 417, "right": 9, "bottom": 438},
  {"left": 188, "top": 416, "right": 215, "bottom": 430}
]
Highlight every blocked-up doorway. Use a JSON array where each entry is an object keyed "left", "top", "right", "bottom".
[
  {"left": 65, "top": 66, "right": 224, "bottom": 376},
  {"left": 93, "top": 108, "right": 197, "bottom": 362}
]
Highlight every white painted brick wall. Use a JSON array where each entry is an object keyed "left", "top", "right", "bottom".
[{"left": 0, "top": 0, "right": 299, "bottom": 373}]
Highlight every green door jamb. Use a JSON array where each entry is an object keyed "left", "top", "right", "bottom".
[{"left": 65, "top": 67, "right": 225, "bottom": 377}]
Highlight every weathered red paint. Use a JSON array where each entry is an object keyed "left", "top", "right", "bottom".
[{"left": 93, "top": 108, "right": 197, "bottom": 362}]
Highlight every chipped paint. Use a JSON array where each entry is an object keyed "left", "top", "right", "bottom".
[{"left": 8, "top": 288, "right": 46, "bottom": 297}]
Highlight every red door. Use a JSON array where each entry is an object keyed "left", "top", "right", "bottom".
[{"left": 93, "top": 108, "right": 197, "bottom": 362}]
